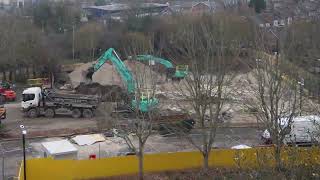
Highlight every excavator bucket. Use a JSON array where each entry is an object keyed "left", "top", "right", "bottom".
[{"left": 84, "top": 67, "right": 95, "bottom": 81}]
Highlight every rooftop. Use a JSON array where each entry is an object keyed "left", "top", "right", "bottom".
[
  {"left": 42, "top": 139, "right": 78, "bottom": 156},
  {"left": 84, "top": 3, "right": 169, "bottom": 13}
]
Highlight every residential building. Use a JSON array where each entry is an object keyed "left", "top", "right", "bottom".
[
  {"left": 83, "top": 3, "right": 170, "bottom": 21},
  {"left": 191, "top": 2, "right": 212, "bottom": 15}
]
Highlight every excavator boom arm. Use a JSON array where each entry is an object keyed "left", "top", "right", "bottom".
[
  {"left": 136, "top": 55, "right": 174, "bottom": 69},
  {"left": 93, "top": 48, "right": 135, "bottom": 94}
]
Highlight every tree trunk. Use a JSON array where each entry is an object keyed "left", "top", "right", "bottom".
[
  {"left": 26, "top": 66, "right": 29, "bottom": 79},
  {"left": 50, "top": 72, "right": 54, "bottom": 88},
  {"left": 2, "top": 71, "right": 6, "bottom": 81},
  {"left": 9, "top": 71, "right": 12, "bottom": 81},
  {"left": 274, "top": 143, "right": 282, "bottom": 170},
  {"left": 13, "top": 69, "right": 17, "bottom": 82},
  {"left": 203, "top": 151, "right": 209, "bottom": 171},
  {"left": 17, "top": 66, "right": 22, "bottom": 81},
  {"left": 138, "top": 141, "right": 144, "bottom": 180},
  {"left": 32, "top": 65, "right": 36, "bottom": 78},
  {"left": 92, "top": 47, "right": 95, "bottom": 60}
]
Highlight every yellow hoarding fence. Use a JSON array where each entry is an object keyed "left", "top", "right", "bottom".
[{"left": 19, "top": 147, "right": 320, "bottom": 180}]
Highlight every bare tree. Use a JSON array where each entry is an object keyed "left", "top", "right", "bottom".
[
  {"left": 244, "top": 28, "right": 300, "bottom": 169},
  {"left": 75, "top": 22, "right": 104, "bottom": 61},
  {"left": 114, "top": 32, "right": 158, "bottom": 180},
  {"left": 283, "top": 20, "right": 320, "bottom": 103},
  {"left": 165, "top": 14, "right": 248, "bottom": 170}
]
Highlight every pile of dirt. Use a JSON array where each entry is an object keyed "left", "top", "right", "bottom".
[
  {"left": 75, "top": 83, "right": 127, "bottom": 102},
  {"left": 68, "top": 60, "right": 165, "bottom": 102},
  {"left": 68, "top": 62, "right": 92, "bottom": 87},
  {"left": 68, "top": 60, "right": 164, "bottom": 89},
  {"left": 68, "top": 62, "right": 123, "bottom": 88}
]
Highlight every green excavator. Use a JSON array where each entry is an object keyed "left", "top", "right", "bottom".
[
  {"left": 130, "top": 55, "right": 188, "bottom": 80},
  {"left": 85, "top": 48, "right": 159, "bottom": 113}
]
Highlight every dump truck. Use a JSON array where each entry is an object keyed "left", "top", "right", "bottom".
[{"left": 21, "top": 87, "right": 99, "bottom": 118}]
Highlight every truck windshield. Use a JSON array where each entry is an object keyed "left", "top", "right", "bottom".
[{"left": 22, "top": 94, "right": 35, "bottom": 102}]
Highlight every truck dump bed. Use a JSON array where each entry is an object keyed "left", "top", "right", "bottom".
[
  {"left": 44, "top": 91, "right": 100, "bottom": 107},
  {"left": 155, "top": 112, "right": 195, "bottom": 135},
  {"left": 154, "top": 113, "right": 190, "bottom": 123}
]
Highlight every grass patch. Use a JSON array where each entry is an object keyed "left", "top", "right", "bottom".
[{"left": 86, "top": 166, "right": 320, "bottom": 180}]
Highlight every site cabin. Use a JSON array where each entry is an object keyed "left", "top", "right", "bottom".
[
  {"left": 21, "top": 87, "right": 99, "bottom": 118},
  {"left": 41, "top": 140, "right": 78, "bottom": 159}
]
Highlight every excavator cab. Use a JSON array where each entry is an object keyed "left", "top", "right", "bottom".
[
  {"left": 166, "top": 67, "right": 176, "bottom": 79},
  {"left": 132, "top": 89, "right": 159, "bottom": 112},
  {"left": 139, "top": 89, "right": 153, "bottom": 102},
  {"left": 173, "top": 65, "right": 188, "bottom": 80}
]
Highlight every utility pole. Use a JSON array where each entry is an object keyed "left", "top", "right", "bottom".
[
  {"left": 20, "top": 125, "right": 27, "bottom": 180},
  {"left": 72, "top": 24, "right": 75, "bottom": 62},
  {"left": 1, "top": 143, "right": 4, "bottom": 180},
  {"left": 298, "top": 78, "right": 304, "bottom": 116},
  {"left": 22, "top": 132, "right": 26, "bottom": 180}
]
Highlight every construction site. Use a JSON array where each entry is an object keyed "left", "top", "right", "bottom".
[
  {"left": 0, "top": 46, "right": 318, "bottom": 179},
  {"left": 0, "top": 0, "right": 319, "bottom": 178},
  {"left": 0, "top": 48, "right": 265, "bottom": 179}
]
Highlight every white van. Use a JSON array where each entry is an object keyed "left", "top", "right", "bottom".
[{"left": 262, "top": 115, "right": 320, "bottom": 145}]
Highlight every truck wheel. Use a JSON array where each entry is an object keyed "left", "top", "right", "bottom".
[
  {"left": 72, "top": 108, "right": 81, "bottom": 118},
  {"left": 83, "top": 109, "right": 93, "bottom": 118},
  {"left": 44, "top": 108, "right": 55, "bottom": 118},
  {"left": 28, "top": 108, "right": 38, "bottom": 118}
]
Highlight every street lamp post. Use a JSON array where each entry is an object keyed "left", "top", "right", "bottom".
[
  {"left": 60, "top": 24, "right": 75, "bottom": 61},
  {"left": 72, "top": 24, "right": 75, "bottom": 62},
  {"left": 20, "top": 125, "right": 27, "bottom": 180},
  {"left": 1, "top": 143, "right": 4, "bottom": 180},
  {"left": 298, "top": 79, "right": 304, "bottom": 116}
]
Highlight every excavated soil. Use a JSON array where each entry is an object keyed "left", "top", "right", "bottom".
[
  {"left": 68, "top": 60, "right": 166, "bottom": 102},
  {"left": 75, "top": 83, "right": 126, "bottom": 102}
]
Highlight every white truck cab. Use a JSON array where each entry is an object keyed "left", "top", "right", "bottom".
[{"left": 21, "top": 87, "right": 42, "bottom": 110}]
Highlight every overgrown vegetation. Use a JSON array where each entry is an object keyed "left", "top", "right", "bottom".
[
  {"left": 249, "top": 0, "right": 266, "bottom": 13},
  {"left": 89, "top": 166, "right": 320, "bottom": 180}
]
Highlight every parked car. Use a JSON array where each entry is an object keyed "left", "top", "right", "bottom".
[{"left": 0, "top": 81, "right": 16, "bottom": 101}]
